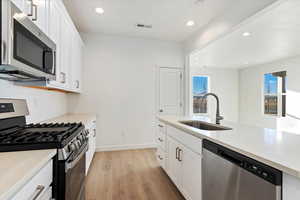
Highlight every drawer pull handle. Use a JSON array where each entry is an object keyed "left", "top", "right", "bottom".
[
  {"left": 178, "top": 149, "right": 183, "bottom": 162},
  {"left": 31, "top": 185, "right": 45, "bottom": 200},
  {"left": 158, "top": 138, "right": 163, "bottom": 142},
  {"left": 158, "top": 155, "right": 163, "bottom": 160},
  {"left": 158, "top": 124, "right": 164, "bottom": 128}
]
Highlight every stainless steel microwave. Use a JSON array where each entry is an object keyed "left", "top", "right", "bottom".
[{"left": 0, "top": 0, "right": 56, "bottom": 81}]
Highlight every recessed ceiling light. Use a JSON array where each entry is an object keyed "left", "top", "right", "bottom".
[
  {"left": 186, "top": 20, "right": 195, "bottom": 27},
  {"left": 95, "top": 7, "right": 104, "bottom": 14},
  {"left": 242, "top": 32, "right": 251, "bottom": 37}
]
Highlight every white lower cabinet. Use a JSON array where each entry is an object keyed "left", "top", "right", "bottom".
[
  {"left": 167, "top": 136, "right": 183, "bottom": 186},
  {"left": 163, "top": 125, "right": 202, "bottom": 200},
  {"left": 156, "top": 122, "right": 167, "bottom": 170},
  {"left": 181, "top": 145, "right": 202, "bottom": 200},
  {"left": 86, "top": 120, "right": 97, "bottom": 174},
  {"left": 11, "top": 160, "right": 53, "bottom": 200}
]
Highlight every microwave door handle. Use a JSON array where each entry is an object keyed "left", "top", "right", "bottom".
[
  {"left": 52, "top": 51, "right": 56, "bottom": 74},
  {"left": 1, "top": 41, "right": 6, "bottom": 63}
]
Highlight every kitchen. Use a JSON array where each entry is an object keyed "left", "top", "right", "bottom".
[{"left": 1, "top": 0, "right": 300, "bottom": 199}]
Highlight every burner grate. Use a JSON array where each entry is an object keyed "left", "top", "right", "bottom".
[{"left": 0, "top": 122, "right": 84, "bottom": 150}]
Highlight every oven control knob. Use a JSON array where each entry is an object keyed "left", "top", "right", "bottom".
[
  {"left": 68, "top": 143, "right": 76, "bottom": 152},
  {"left": 78, "top": 135, "right": 84, "bottom": 142}
]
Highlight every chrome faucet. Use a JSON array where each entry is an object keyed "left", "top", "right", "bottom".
[{"left": 202, "top": 93, "right": 224, "bottom": 125}]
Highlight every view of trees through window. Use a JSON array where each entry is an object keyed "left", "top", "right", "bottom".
[
  {"left": 264, "top": 71, "right": 286, "bottom": 116},
  {"left": 193, "top": 76, "right": 208, "bottom": 114}
]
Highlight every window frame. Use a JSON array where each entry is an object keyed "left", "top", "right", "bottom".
[
  {"left": 190, "top": 74, "right": 210, "bottom": 116},
  {"left": 262, "top": 71, "right": 286, "bottom": 118}
]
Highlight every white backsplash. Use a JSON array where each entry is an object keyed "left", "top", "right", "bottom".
[{"left": 0, "top": 80, "right": 68, "bottom": 123}]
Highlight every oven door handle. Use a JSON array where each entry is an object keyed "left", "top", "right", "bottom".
[{"left": 65, "top": 144, "right": 88, "bottom": 172}]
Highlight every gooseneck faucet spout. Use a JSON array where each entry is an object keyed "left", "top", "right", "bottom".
[{"left": 202, "top": 93, "right": 223, "bottom": 125}]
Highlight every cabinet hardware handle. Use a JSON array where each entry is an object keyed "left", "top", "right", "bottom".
[
  {"left": 60, "top": 72, "right": 66, "bottom": 83},
  {"left": 159, "top": 109, "right": 163, "bottom": 113},
  {"left": 32, "top": 4, "right": 37, "bottom": 21},
  {"left": 158, "top": 124, "right": 164, "bottom": 128},
  {"left": 158, "top": 138, "right": 163, "bottom": 142},
  {"left": 27, "top": 0, "right": 33, "bottom": 16},
  {"left": 93, "top": 129, "right": 96, "bottom": 137},
  {"left": 178, "top": 149, "right": 183, "bottom": 162},
  {"left": 158, "top": 155, "right": 163, "bottom": 160},
  {"left": 176, "top": 147, "right": 179, "bottom": 160},
  {"left": 76, "top": 80, "right": 80, "bottom": 88},
  {"left": 31, "top": 185, "right": 45, "bottom": 200}
]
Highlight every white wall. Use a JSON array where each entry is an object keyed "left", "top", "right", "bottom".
[
  {"left": 189, "top": 67, "right": 239, "bottom": 122},
  {"left": 0, "top": 80, "right": 67, "bottom": 123},
  {"left": 67, "top": 33, "right": 184, "bottom": 150},
  {"left": 239, "top": 56, "right": 300, "bottom": 132}
]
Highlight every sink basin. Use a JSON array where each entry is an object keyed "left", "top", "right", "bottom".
[{"left": 179, "top": 120, "right": 232, "bottom": 131}]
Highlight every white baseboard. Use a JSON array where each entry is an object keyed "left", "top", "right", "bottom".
[{"left": 96, "top": 143, "right": 157, "bottom": 152}]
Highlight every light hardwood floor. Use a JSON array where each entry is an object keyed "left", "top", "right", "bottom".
[{"left": 85, "top": 149, "right": 185, "bottom": 200}]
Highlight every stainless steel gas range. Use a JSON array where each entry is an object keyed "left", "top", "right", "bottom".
[{"left": 0, "top": 98, "right": 88, "bottom": 200}]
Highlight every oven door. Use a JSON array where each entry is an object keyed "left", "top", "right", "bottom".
[{"left": 65, "top": 145, "right": 87, "bottom": 200}]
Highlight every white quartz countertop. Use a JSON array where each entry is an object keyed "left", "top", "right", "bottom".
[
  {"left": 43, "top": 113, "right": 96, "bottom": 128},
  {"left": 158, "top": 115, "right": 300, "bottom": 178},
  {"left": 0, "top": 149, "right": 57, "bottom": 200}
]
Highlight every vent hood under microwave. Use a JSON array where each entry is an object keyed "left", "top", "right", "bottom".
[{"left": 1, "top": 0, "right": 56, "bottom": 82}]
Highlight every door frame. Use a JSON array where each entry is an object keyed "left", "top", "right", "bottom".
[{"left": 155, "top": 66, "right": 185, "bottom": 117}]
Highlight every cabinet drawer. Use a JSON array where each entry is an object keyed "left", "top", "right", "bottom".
[
  {"left": 156, "top": 130, "right": 166, "bottom": 151},
  {"left": 167, "top": 125, "right": 202, "bottom": 155},
  {"left": 11, "top": 160, "right": 53, "bottom": 200},
  {"left": 156, "top": 147, "right": 166, "bottom": 169}
]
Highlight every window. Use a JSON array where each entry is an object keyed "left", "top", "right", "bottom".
[
  {"left": 192, "top": 76, "right": 209, "bottom": 114},
  {"left": 263, "top": 71, "right": 286, "bottom": 116}
]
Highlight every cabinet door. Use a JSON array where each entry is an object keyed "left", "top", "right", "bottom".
[
  {"left": 70, "top": 34, "right": 83, "bottom": 92},
  {"left": 48, "top": 0, "right": 63, "bottom": 87},
  {"left": 181, "top": 146, "right": 202, "bottom": 200},
  {"left": 11, "top": 0, "right": 25, "bottom": 11},
  {"left": 58, "top": 16, "right": 72, "bottom": 89},
  {"left": 33, "top": 0, "right": 48, "bottom": 33},
  {"left": 48, "top": 0, "right": 60, "bottom": 43},
  {"left": 167, "top": 136, "right": 182, "bottom": 187}
]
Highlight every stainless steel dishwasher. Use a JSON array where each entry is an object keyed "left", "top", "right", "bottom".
[{"left": 202, "top": 140, "right": 282, "bottom": 200}]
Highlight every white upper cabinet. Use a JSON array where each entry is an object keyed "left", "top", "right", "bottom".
[
  {"left": 10, "top": 0, "right": 24, "bottom": 11},
  {"left": 32, "top": 0, "right": 49, "bottom": 33},
  {"left": 70, "top": 33, "right": 83, "bottom": 93}
]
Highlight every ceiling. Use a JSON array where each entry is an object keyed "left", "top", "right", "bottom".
[
  {"left": 62, "top": 0, "right": 241, "bottom": 42},
  {"left": 190, "top": 0, "right": 300, "bottom": 68}
]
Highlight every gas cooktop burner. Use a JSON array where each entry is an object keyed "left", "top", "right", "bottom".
[{"left": 0, "top": 122, "right": 86, "bottom": 152}]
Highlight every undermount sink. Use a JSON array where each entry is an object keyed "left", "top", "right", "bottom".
[{"left": 179, "top": 120, "right": 232, "bottom": 131}]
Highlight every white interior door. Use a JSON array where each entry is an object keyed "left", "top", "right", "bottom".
[{"left": 158, "top": 67, "right": 183, "bottom": 115}]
